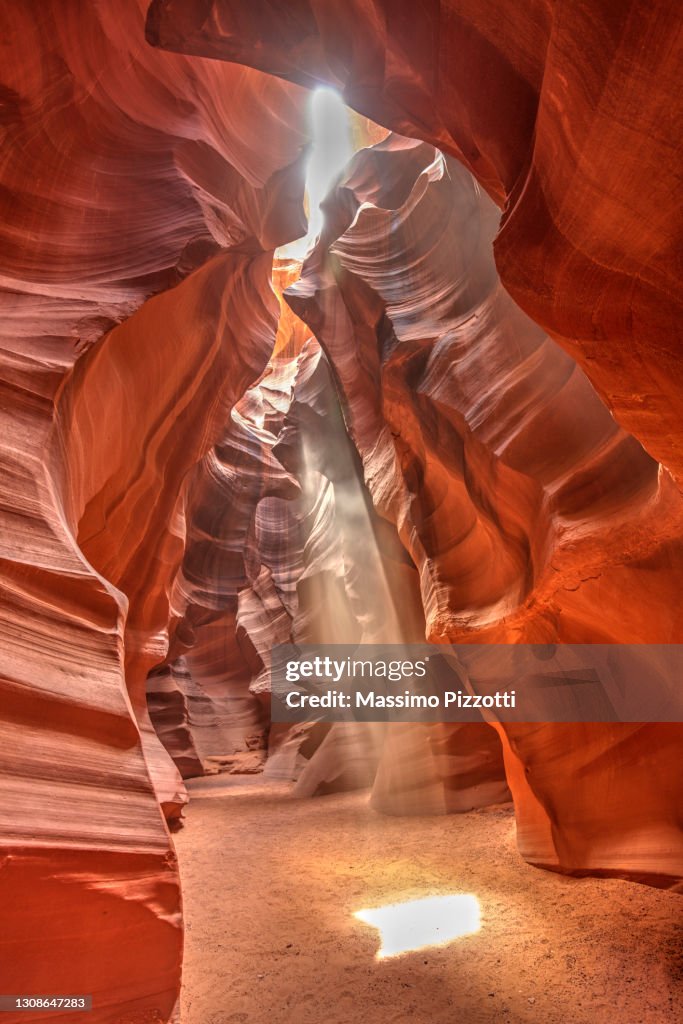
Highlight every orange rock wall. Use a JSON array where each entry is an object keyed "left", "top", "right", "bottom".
[
  {"left": 286, "top": 138, "right": 683, "bottom": 884},
  {"left": 0, "top": 0, "right": 307, "bottom": 1017},
  {"left": 147, "top": 0, "right": 683, "bottom": 480},
  {"left": 2, "top": 2, "right": 682, "bottom": 1021},
  {"left": 146, "top": 0, "right": 683, "bottom": 890}
]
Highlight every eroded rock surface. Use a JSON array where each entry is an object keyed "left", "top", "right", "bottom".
[
  {"left": 285, "top": 137, "right": 683, "bottom": 884},
  {"left": 0, "top": 0, "right": 306, "bottom": 1017},
  {"left": 2, "top": 2, "right": 682, "bottom": 1021},
  {"left": 147, "top": 0, "right": 683, "bottom": 481}
]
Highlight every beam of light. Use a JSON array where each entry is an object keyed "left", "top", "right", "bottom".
[
  {"left": 354, "top": 894, "right": 481, "bottom": 959},
  {"left": 305, "top": 87, "right": 352, "bottom": 244},
  {"left": 277, "top": 87, "right": 353, "bottom": 260},
  {"left": 299, "top": 420, "right": 406, "bottom": 645}
]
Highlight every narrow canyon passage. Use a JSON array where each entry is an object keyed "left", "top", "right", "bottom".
[
  {"left": 2, "top": 3, "right": 683, "bottom": 1021},
  {"left": 176, "top": 778, "right": 682, "bottom": 1024}
]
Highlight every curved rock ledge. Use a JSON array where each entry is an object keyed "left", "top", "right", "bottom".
[
  {"left": 1, "top": 3, "right": 681, "bottom": 1020},
  {"left": 1, "top": 0, "right": 306, "bottom": 1015},
  {"left": 147, "top": 0, "right": 683, "bottom": 480}
]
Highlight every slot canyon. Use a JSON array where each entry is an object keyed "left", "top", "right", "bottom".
[{"left": 0, "top": 2, "right": 681, "bottom": 1022}]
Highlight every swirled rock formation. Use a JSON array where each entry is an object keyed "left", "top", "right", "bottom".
[
  {"left": 147, "top": 0, "right": 683, "bottom": 482},
  {"left": 0, "top": 0, "right": 307, "bottom": 1018},
  {"left": 145, "top": 0, "right": 683, "bottom": 888},
  {"left": 150, "top": 293, "right": 437, "bottom": 794},
  {"left": 284, "top": 137, "right": 683, "bottom": 882},
  {"left": 2, "top": 2, "right": 682, "bottom": 1021}
]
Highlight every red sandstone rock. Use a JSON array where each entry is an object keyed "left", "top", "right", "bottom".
[
  {"left": 0, "top": 0, "right": 306, "bottom": 1017},
  {"left": 154, "top": 308, "right": 429, "bottom": 790},
  {"left": 2, "top": 3, "right": 683, "bottom": 1021},
  {"left": 283, "top": 136, "right": 683, "bottom": 881},
  {"left": 147, "top": 662, "right": 204, "bottom": 781},
  {"left": 147, "top": 0, "right": 683, "bottom": 482}
]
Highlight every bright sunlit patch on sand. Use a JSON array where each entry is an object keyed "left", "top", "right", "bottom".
[{"left": 354, "top": 895, "right": 481, "bottom": 959}]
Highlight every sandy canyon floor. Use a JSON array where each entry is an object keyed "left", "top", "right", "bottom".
[{"left": 175, "top": 777, "right": 682, "bottom": 1024}]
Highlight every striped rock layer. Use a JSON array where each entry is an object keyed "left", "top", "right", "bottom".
[{"left": 1, "top": 2, "right": 682, "bottom": 1021}]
